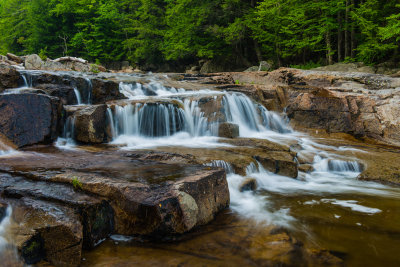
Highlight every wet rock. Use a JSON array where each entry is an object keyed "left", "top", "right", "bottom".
[
  {"left": 239, "top": 178, "right": 257, "bottom": 192},
  {"left": 36, "top": 84, "right": 78, "bottom": 105},
  {"left": 0, "top": 93, "right": 62, "bottom": 147},
  {"left": 299, "top": 164, "right": 314, "bottom": 173},
  {"left": 74, "top": 104, "right": 107, "bottom": 143},
  {"left": 91, "top": 79, "right": 125, "bottom": 104},
  {"left": 254, "top": 151, "right": 298, "bottom": 178},
  {"left": 0, "top": 197, "right": 83, "bottom": 266},
  {"left": 218, "top": 123, "right": 239, "bottom": 138},
  {"left": 0, "top": 149, "right": 230, "bottom": 236},
  {"left": 0, "top": 65, "right": 20, "bottom": 91}
]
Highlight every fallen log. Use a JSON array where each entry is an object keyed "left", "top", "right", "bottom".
[{"left": 54, "top": 56, "right": 88, "bottom": 64}]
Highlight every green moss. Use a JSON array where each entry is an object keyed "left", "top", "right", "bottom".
[
  {"left": 72, "top": 176, "right": 83, "bottom": 190},
  {"left": 25, "top": 241, "right": 39, "bottom": 254},
  {"left": 90, "top": 64, "right": 100, "bottom": 74}
]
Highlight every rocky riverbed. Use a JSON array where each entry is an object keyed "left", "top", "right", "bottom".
[{"left": 0, "top": 65, "right": 400, "bottom": 266}]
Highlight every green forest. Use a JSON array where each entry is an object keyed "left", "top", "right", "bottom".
[{"left": 0, "top": 0, "right": 399, "bottom": 70}]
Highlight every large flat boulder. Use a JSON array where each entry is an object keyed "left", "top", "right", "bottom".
[
  {"left": 0, "top": 148, "right": 229, "bottom": 236},
  {"left": 0, "top": 94, "right": 62, "bottom": 147}
]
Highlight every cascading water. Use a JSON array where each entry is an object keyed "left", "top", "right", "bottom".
[
  {"left": 0, "top": 140, "right": 15, "bottom": 156},
  {"left": 222, "top": 93, "right": 291, "bottom": 136},
  {"left": 110, "top": 81, "right": 292, "bottom": 148},
  {"left": 205, "top": 160, "right": 234, "bottom": 174},
  {"left": 313, "top": 155, "right": 363, "bottom": 173},
  {"left": 56, "top": 115, "right": 77, "bottom": 148},
  {"left": 0, "top": 206, "right": 12, "bottom": 250},
  {"left": 85, "top": 78, "right": 93, "bottom": 104},
  {"left": 73, "top": 87, "right": 82, "bottom": 105},
  {"left": 112, "top": 103, "right": 186, "bottom": 138}
]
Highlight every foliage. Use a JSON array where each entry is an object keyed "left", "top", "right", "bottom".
[
  {"left": 290, "top": 61, "right": 321, "bottom": 70},
  {"left": 71, "top": 176, "right": 83, "bottom": 190},
  {"left": 0, "top": 0, "right": 399, "bottom": 68}
]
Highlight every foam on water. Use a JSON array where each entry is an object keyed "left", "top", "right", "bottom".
[
  {"left": 321, "top": 199, "right": 382, "bottom": 214},
  {"left": 55, "top": 116, "right": 77, "bottom": 150}
]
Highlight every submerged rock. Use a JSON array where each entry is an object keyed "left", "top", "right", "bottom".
[
  {"left": 239, "top": 178, "right": 257, "bottom": 192},
  {"left": 0, "top": 93, "right": 62, "bottom": 147}
]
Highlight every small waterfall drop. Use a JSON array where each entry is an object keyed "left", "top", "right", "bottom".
[
  {"left": 222, "top": 93, "right": 291, "bottom": 136},
  {"left": 205, "top": 160, "right": 234, "bottom": 174},
  {"left": 85, "top": 78, "right": 93, "bottom": 104},
  {"left": 0, "top": 206, "right": 12, "bottom": 250},
  {"left": 112, "top": 103, "right": 186, "bottom": 137},
  {"left": 20, "top": 72, "right": 32, "bottom": 88},
  {"left": 313, "top": 156, "right": 363, "bottom": 173},
  {"left": 56, "top": 115, "right": 77, "bottom": 148},
  {"left": 0, "top": 140, "right": 14, "bottom": 156},
  {"left": 106, "top": 108, "right": 116, "bottom": 140},
  {"left": 73, "top": 87, "right": 82, "bottom": 105}
]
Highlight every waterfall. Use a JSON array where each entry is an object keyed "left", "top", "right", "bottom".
[
  {"left": 181, "top": 99, "right": 212, "bottom": 137},
  {"left": 205, "top": 160, "right": 234, "bottom": 174},
  {"left": 20, "top": 72, "right": 32, "bottom": 88},
  {"left": 0, "top": 140, "right": 14, "bottom": 156},
  {"left": 56, "top": 115, "right": 76, "bottom": 148},
  {"left": 85, "top": 78, "right": 93, "bottom": 104},
  {"left": 109, "top": 86, "right": 292, "bottom": 144},
  {"left": 222, "top": 93, "right": 291, "bottom": 136},
  {"left": 112, "top": 103, "right": 186, "bottom": 137},
  {"left": 313, "top": 156, "right": 363, "bottom": 173},
  {"left": 0, "top": 206, "right": 12, "bottom": 251},
  {"left": 106, "top": 108, "right": 116, "bottom": 140},
  {"left": 73, "top": 87, "right": 82, "bottom": 105},
  {"left": 118, "top": 81, "right": 184, "bottom": 99},
  {"left": 119, "top": 83, "right": 145, "bottom": 99}
]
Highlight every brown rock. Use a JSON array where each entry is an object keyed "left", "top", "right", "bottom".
[
  {"left": 299, "top": 164, "right": 314, "bottom": 173},
  {"left": 254, "top": 151, "right": 298, "bottom": 178},
  {"left": 36, "top": 84, "right": 79, "bottom": 105},
  {"left": 74, "top": 104, "right": 107, "bottom": 143},
  {"left": 0, "top": 197, "right": 83, "bottom": 266},
  {"left": 0, "top": 149, "right": 230, "bottom": 236},
  {"left": 0, "top": 94, "right": 62, "bottom": 147},
  {"left": 6, "top": 53, "right": 23, "bottom": 64},
  {"left": 0, "top": 65, "right": 20, "bottom": 91},
  {"left": 91, "top": 79, "right": 125, "bottom": 104},
  {"left": 218, "top": 122, "right": 239, "bottom": 138}
]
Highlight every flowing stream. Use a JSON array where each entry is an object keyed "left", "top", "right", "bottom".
[
  {"left": 1, "top": 71, "right": 400, "bottom": 266},
  {"left": 99, "top": 78, "right": 400, "bottom": 265}
]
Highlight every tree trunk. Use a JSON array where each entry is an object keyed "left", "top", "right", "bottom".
[
  {"left": 345, "top": 0, "right": 350, "bottom": 58},
  {"left": 351, "top": 0, "right": 356, "bottom": 58},
  {"left": 337, "top": 11, "right": 343, "bottom": 62},
  {"left": 326, "top": 30, "right": 333, "bottom": 65},
  {"left": 253, "top": 40, "right": 263, "bottom": 63}
]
